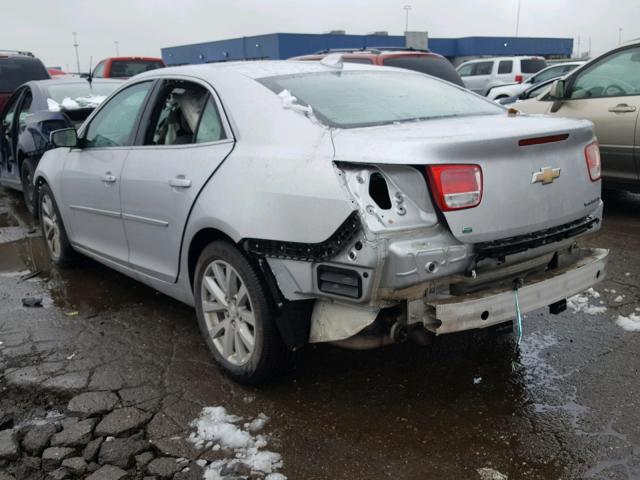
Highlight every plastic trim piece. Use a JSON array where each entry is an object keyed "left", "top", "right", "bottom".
[{"left": 243, "top": 210, "right": 360, "bottom": 262}]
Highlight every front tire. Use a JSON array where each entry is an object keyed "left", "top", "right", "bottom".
[
  {"left": 194, "top": 241, "right": 288, "bottom": 384},
  {"left": 39, "top": 184, "right": 76, "bottom": 266},
  {"left": 20, "top": 157, "right": 39, "bottom": 218}
]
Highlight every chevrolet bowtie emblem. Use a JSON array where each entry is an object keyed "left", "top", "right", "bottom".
[{"left": 531, "top": 167, "right": 561, "bottom": 185}]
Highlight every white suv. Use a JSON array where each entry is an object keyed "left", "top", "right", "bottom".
[{"left": 457, "top": 56, "right": 547, "bottom": 96}]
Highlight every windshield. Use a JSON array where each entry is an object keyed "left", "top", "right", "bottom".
[
  {"left": 0, "top": 57, "right": 49, "bottom": 92},
  {"left": 45, "top": 82, "right": 119, "bottom": 110},
  {"left": 110, "top": 60, "right": 164, "bottom": 78},
  {"left": 260, "top": 71, "right": 502, "bottom": 129}
]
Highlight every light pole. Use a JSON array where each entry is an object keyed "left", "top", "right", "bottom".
[
  {"left": 515, "top": 0, "right": 522, "bottom": 37},
  {"left": 619, "top": 28, "right": 623, "bottom": 44},
  {"left": 403, "top": 5, "right": 412, "bottom": 33},
  {"left": 72, "top": 32, "right": 81, "bottom": 74},
  {"left": 115, "top": 41, "right": 119, "bottom": 56}
]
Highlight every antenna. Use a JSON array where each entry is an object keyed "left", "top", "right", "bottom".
[{"left": 87, "top": 56, "right": 93, "bottom": 85}]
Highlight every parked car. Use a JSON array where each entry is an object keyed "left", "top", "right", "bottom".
[
  {"left": 517, "top": 40, "right": 640, "bottom": 192},
  {"left": 47, "top": 68, "right": 68, "bottom": 77},
  {"left": 487, "top": 61, "right": 585, "bottom": 100},
  {"left": 92, "top": 57, "right": 165, "bottom": 79},
  {"left": 498, "top": 76, "right": 561, "bottom": 107},
  {"left": 0, "top": 51, "right": 50, "bottom": 111},
  {"left": 0, "top": 78, "right": 122, "bottom": 214},
  {"left": 457, "top": 56, "right": 547, "bottom": 95},
  {"left": 34, "top": 60, "right": 607, "bottom": 383},
  {"left": 291, "top": 48, "right": 464, "bottom": 86}
]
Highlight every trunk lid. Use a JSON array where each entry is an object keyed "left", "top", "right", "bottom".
[{"left": 332, "top": 114, "right": 601, "bottom": 243}]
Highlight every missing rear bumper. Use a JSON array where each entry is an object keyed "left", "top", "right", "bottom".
[{"left": 411, "top": 247, "right": 608, "bottom": 335}]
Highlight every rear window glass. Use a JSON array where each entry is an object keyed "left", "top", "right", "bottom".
[
  {"left": 44, "top": 82, "right": 120, "bottom": 110},
  {"left": 498, "top": 60, "right": 513, "bottom": 74},
  {"left": 109, "top": 60, "right": 164, "bottom": 78},
  {"left": 343, "top": 58, "right": 374, "bottom": 65},
  {"left": 521, "top": 59, "right": 547, "bottom": 73},
  {"left": 260, "top": 70, "right": 502, "bottom": 129},
  {"left": 0, "top": 57, "right": 49, "bottom": 92},
  {"left": 382, "top": 56, "right": 464, "bottom": 86}
]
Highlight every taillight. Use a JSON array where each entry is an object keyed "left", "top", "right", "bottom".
[
  {"left": 585, "top": 141, "right": 601, "bottom": 181},
  {"left": 515, "top": 74, "right": 524, "bottom": 83},
  {"left": 426, "top": 164, "right": 483, "bottom": 211}
]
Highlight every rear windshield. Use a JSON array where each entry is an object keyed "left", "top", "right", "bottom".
[
  {"left": 0, "top": 57, "right": 49, "bottom": 92},
  {"left": 260, "top": 70, "right": 502, "bottom": 129},
  {"left": 520, "top": 59, "right": 547, "bottom": 74},
  {"left": 382, "top": 55, "right": 464, "bottom": 87},
  {"left": 44, "top": 82, "right": 120, "bottom": 110},
  {"left": 109, "top": 60, "right": 164, "bottom": 78}
]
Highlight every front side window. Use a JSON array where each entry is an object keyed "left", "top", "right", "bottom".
[
  {"left": 457, "top": 63, "right": 473, "bottom": 76},
  {"left": 2, "top": 91, "right": 21, "bottom": 131},
  {"left": 17, "top": 89, "right": 33, "bottom": 128},
  {"left": 84, "top": 81, "right": 152, "bottom": 148},
  {"left": 498, "top": 60, "right": 513, "bottom": 74},
  {"left": 260, "top": 70, "right": 503, "bottom": 129},
  {"left": 569, "top": 47, "right": 640, "bottom": 99},
  {"left": 93, "top": 62, "right": 105, "bottom": 78},
  {"left": 146, "top": 80, "right": 209, "bottom": 145}
]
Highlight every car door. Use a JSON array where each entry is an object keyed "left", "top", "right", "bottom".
[
  {"left": 121, "top": 78, "right": 234, "bottom": 282},
  {"left": 0, "top": 88, "right": 25, "bottom": 183},
  {"left": 458, "top": 61, "right": 494, "bottom": 95},
  {"left": 60, "top": 80, "right": 154, "bottom": 266},
  {"left": 549, "top": 46, "right": 640, "bottom": 185}
]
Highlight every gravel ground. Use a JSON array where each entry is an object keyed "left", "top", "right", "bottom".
[{"left": 1, "top": 186, "right": 639, "bottom": 480}]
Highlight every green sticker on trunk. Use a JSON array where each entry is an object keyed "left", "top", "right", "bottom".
[{"left": 462, "top": 227, "right": 473, "bottom": 234}]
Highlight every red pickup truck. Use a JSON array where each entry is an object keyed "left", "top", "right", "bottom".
[
  {"left": 0, "top": 51, "right": 50, "bottom": 111},
  {"left": 91, "top": 56, "right": 165, "bottom": 79}
]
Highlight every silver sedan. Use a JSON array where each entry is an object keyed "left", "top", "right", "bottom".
[{"left": 35, "top": 59, "right": 607, "bottom": 383}]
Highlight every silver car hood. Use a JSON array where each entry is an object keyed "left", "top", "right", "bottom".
[{"left": 332, "top": 114, "right": 602, "bottom": 243}]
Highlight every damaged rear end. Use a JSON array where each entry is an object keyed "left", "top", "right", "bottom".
[{"left": 312, "top": 113, "right": 607, "bottom": 346}]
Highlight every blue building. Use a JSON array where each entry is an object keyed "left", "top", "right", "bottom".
[{"left": 161, "top": 33, "right": 573, "bottom": 66}]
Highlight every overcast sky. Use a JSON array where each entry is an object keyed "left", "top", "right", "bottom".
[{"left": 2, "top": 0, "right": 638, "bottom": 71}]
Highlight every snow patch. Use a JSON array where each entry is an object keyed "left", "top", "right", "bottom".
[
  {"left": 613, "top": 295, "right": 624, "bottom": 303},
  {"left": 567, "top": 288, "right": 606, "bottom": 315},
  {"left": 616, "top": 313, "right": 640, "bottom": 332},
  {"left": 477, "top": 467, "right": 508, "bottom": 480},
  {"left": 189, "top": 406, "right": 285, "bottom": 479}
]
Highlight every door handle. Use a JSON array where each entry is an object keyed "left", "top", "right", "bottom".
[
  {"left": 608, "top": 104, "right": 637, "bottom": 113},
  {"left": 169, "top": 176, "right": 191, "bottom": 188},
  {"left": 102, "top": 173, "right": 117, "bottom": 183}
]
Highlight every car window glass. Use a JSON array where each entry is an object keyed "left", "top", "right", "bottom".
[
  {"left": 146, "top": 81, "right": 208, "bottom": 146},
  {"left": 110, "top": 60, "right": 164, "bottom": 78},
  {"left": 195, "top": 96, "right": 226, "bottom": 143},
  {"left": 84, "top": 81, "right": 152, "bottom": 148},
  {"left": 17, "top": 89, "right": 33, "bottom": 128},
  {"left": 93, "top": 62, "right": 105, "bottom": 78},
  {"left": 383, "top": 56, "right": 464, "bottom": 87},
  {"left": 526, "top": 82, "right": 552, "bottom": 99},
  {"left": 343, "top": 58, "right": 374, "bottom": 64},
  {"left": 457, "top": 64, "right": 473, "bottom": 76},
  {"left": 2, "top": 92, "right": 21, "bottom": 131},
  {"left": 520, "top": 59, "right": 547, "bottom": 73},
  {"left": 569, "top": 47, "right": 640, "bottom": 99},
  {"left": 498, "top": 61, "right": 513, "bottom": 74},
  {"left": 473, "top": 62, "right": 493, "bottom": 76},
  {"left": 532, "top": 65, "right": 563, "bottom": 83}
]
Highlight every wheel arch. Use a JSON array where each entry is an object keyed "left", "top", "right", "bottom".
[{"left": 187, "top": 227, "right": 238, "bottom": 291}]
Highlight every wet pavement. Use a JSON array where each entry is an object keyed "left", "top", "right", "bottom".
[{"left": 1, "top": 185, "right": 640, "bottom": 479}]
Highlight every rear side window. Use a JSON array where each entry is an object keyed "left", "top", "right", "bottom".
[
  {"left": 520, "top": 59, "right": 547, "bottom": 74},
  {"left": 109, "top": 60, "right": 164, "bottom": 78},
  {"left": 474, "top": 61, "right": 494, "bottom": 75},
  {"left": 195, "top": 97, "right": 226, "bottom": 143},
  {"left": 498, "top": 60, "right": 513, "bottom": 74},
  {"left": 0, "top": 57, "right": 49, "bottom": 92},
  {"left": 383, "top": 56, "right": 464, "bottom": 87}
]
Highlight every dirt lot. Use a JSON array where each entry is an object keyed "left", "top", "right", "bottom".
[{"left": 1, "top": 186, "right": 639, "bottom": 480}]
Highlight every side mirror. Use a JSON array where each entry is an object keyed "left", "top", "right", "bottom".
[
  {"left": 50, "top": 128, "right": 78, "bottom": 148},
  {"left": 547, "top": 79, "right": 566, "bottom": 100}
]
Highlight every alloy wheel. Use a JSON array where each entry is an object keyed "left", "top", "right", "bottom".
[
  {"left": 201, "top": 260, "right": 256, "bottom": 366},
  {"left": 41, "top": 193, "right": 61, "bottom": 259}
]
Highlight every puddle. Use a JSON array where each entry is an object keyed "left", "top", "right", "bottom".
[{"left": 0, "top": 235, "right": 49, "bottom": 275}]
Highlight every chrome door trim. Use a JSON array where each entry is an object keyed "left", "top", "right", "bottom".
[
  {"left": 122, "top": 213, "right": 169, "bottom": 227},
  {"left": 69, "top": 204, "right": 121, "bottom": 218}
]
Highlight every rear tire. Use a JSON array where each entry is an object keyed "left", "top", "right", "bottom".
[
  {"left": 20, "top": 157, "right": 39, "bottom": 218},
  {"left": 194, "top": 241, "right": 288, "bottom": 384},
  {"left": 39, "top": 184, "right": 76, "bottom": 266}
]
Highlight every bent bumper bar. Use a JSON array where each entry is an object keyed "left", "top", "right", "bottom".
[{"left": 423, "top": 248, "right": 608, "bottom": 335}]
